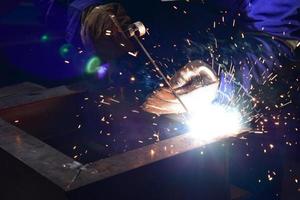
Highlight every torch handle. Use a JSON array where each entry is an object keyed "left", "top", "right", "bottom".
[
  {"left": 133, "top": 35, "right": 189, "bottom": 113},
  {"left": 109, "top": 16, "right": 189, "bottom": 114}
]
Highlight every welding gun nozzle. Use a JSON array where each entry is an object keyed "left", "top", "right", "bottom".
[{"left": 126, "top": 21, "right": 146, "bottom": 38}]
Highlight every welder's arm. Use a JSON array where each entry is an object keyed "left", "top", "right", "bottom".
[
  {"left": 142, "top": 33, "right": 296, "bottom": 115},
  {"left": 34, "top": 0, "right": 133, "bottom": 60},
  {"left": 220, "top": 33, "right": 295, "bottom": 90}
]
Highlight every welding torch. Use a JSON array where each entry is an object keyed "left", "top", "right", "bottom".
[{"left": 109, "top": 16, "right": 190, "bottom": 114}]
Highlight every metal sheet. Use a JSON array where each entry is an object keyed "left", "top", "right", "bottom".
[
  {"left": 0, "top": 118, "right": 79, "bottom": 190},
  {"left": 68, "top": 129, "right": 247, "bottom": 190}
]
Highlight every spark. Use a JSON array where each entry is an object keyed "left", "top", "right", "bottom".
[
  {"left": 280, "top": 100, "right": 292, "bottom": 107},
  {"left": 105, "top": 30, "right": 111, "bottom": 36},
  {"left": 109, "top": 98, "right": 120, "bottom": 103},
  {"left": 153, "top": 132, "right": 160, "bottom": 142},
  {"left": 268, "top": 174, "right": 273, "bottom": 181},
  {"left": 99, "top": 99, "right": 110, "bottom": 105},
  {"left": 150, "top": 149, "right": 155, "bottom": 156},
  {"left": 128, "top": 51, "right": 138, "bottom": 57},
  {"left": 130, "top": 76, "right": 136, "bottom": 81}
]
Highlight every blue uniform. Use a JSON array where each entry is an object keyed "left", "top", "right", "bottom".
[
  {"left": 34, "top": 0, "right": 299, "bottom": 91},
  {"left": 35, "top": 0, "right": 300, "bottom": 41}
]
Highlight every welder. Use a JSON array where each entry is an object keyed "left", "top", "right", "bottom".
[{"left": 34, "top": 0, "right": 299, "bottom": 114}]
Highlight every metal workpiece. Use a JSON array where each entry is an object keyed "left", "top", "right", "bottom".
[
  {"left": 0, "top": 118, "right": 79, "bottom": 190},
  {"left": 0, "top": 82, "right": 81, "bottom": 190},
  {"left": 0, "top": 82, "right": 46, "bottom": 98},
  {"left": 0, "top": 82, "right": 247, "bottom": 195},
  {"left": 67, "top": 128, "right": 247, "bottom": 190},
  {"left": 0, "top": 82, "right": 77, "bottom": 110},
  {"left": 0, "top": 112, "right": 244, "bottom": 192}
]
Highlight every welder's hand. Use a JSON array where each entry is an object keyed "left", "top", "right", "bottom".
[
  {"left": 81, "top": 3, "right": 134, "bottom": 60},
  {"left": 143, "top": 60, "right": 219, "bottom": 115}
]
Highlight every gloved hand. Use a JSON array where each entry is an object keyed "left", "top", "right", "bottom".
[
  {"left": 143, "top": 60, "right": 219, "bottom": 115},
  {"left": 81, "top": 3, "right": 134, "bottom": 60}
]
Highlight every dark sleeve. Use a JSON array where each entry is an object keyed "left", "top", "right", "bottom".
[
  {"left": 34, "top": 0, "right": 105, "bottom": 42},
  {"left": 66, "top": 0, "right": 105, "bottom": 42},
  {"left": 186, "top": 32, "right": 294, "bottom": 93},
  {"left": 240, "top": 0, "right": 300, "bottom": 40}
]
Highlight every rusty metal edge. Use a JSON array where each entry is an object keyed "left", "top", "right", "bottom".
[
  {"left": 0, "top": 113, "right": 248, "bottom": 192},
  {"left": 67, "top": 129, "right": 249, "bottom": 191},
  {"left": 0, "top": 85, "right": 79, "bottom": 110},
  {"left": 0, "top": 118, "right": 80, "bottom": 190}
]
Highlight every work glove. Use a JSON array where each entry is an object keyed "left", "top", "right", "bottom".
[
  {"left": 81, "top": 3, "right": 134, "bottom": 60},
  {"left": 143, "top": 60, "right": 219, "bottom": 115}
]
